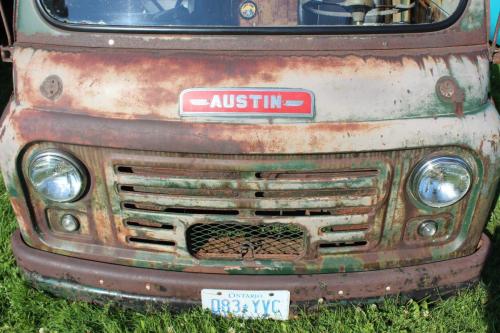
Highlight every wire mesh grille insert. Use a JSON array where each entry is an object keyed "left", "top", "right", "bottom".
[{"left": 187, "top": 224, "right": 306, "bottom": 260}]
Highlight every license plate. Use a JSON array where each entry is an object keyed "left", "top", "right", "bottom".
[{"left": 201, "top": 289, "right": 290, "bottom": 320}]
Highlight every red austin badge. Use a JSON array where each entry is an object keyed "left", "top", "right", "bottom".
[{"left": 180, "top": 88, "right": 315, "bottom": 118}]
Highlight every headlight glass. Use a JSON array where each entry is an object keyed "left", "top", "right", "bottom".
[
  {"left": 411, "top": 156, "right": 472, "bottom": 208},
  {"left": 28, "top": 152, "right": 87, "bottom": 203}
]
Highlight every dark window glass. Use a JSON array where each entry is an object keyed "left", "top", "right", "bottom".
[{"left": 39, "top": 0, "right": 463, "bottom": 29}]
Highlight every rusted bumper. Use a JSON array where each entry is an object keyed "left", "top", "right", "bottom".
[{"left": 12, "top": 230, "right": 491, "bottom": 309}]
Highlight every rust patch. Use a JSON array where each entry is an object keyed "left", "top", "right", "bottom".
[
  {"left": 13, "top": 47, "right": 490, "bottom": 122},
  {"left": 12, "top": 108, "right": 385, "bottom": 155},
  {"left": 11, "top": 230, "right": 492, "bottom": 304}
]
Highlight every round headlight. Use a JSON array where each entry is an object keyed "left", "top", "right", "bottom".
[
  {"left": 28, "top": 151, "right": 87, "bottom": 203},
  {"left": 410, "top": 156, "right": 472, "bottom": 208}
]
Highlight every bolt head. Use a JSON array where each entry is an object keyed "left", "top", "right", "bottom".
[
  {"left": 61, "top": 215, "right": 80, "bottom": 232},
  {"left": 418, "top": 220, "right": 438, "bottom": 238}
]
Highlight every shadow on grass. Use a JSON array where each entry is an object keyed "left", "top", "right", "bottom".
[
  {"left": 482, "top": 189, "right": 500, "bottom": 333},
  {"left": 484, "top": 64, "right": 500, "bottom": 333}
]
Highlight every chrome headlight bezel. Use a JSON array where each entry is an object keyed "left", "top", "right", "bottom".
[
  {"left": 409, "top": 155, "right": 473, "bottom": 208},
  {"left": 27, "top": 150, "right": 88, "bottom": 203}
]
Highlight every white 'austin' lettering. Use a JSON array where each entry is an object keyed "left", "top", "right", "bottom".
[
  {"left": 271, "top": 95, "right": 282, "bottom": 109},
  {"left": 249, "top": 95, "right": 262, "bottom": 108},
  {"left": 236, "top": 95, "right": 248, "bottom": 108},
  {"left": 206, "top": 94, "right": 287, "bottom": 110},
  {"left": 222, "top": 95, "right": 235, "bottom": 108},
  {"left": 210, "top": 95, "right": 222, "bottom": 108}
]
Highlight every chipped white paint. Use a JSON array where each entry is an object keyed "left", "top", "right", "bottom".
[{"left": 13, "top": 48, "right": 490, "bottom": 124}]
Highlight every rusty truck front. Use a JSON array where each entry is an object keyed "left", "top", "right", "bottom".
[{"left": 0, "top": 0, "right": 499, "bottom": 319}]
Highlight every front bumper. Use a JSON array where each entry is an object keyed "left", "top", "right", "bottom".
[{"left": 12, "top": 230, "right": 491, "bottom": 310}]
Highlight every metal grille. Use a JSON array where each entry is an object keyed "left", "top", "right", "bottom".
[
  {"left": 111, "top": 152, "right": 392, "bottom": 260},
  {"left": 30, "top": 143, "right": 464, "bottom": 274},
  {"left": 187, "top": 223, "right": 306, "bottom": 260}
]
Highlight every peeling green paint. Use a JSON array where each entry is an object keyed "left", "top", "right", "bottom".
[
  {"left": 8, "top": 142, "right": 496, "bottom": 275},
  {"left": 4, "top": 0, "right": 498, "bottom": 300},
  {"left": 459, "top": 0, "right": 485, "bottom": 32},
  {"left": 17, "top": 0, "right": 68, "bottom": 37}
]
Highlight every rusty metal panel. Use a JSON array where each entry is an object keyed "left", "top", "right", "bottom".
[
  {"left": 2, "top": 104, "right": 499, "bottom": 156},
  {"left": 3, "top": 141, "right": 492, "bottom": 275},
  {"left": 15, "top": 0, "right": 487, "bottom": 51},
  {"left": 0, "top": 98, "right": 498, "bottom": 276},
  {"left": 107, "top": 150, "right": 392, "bottom": 263},
  {"left": 0, "top": 0, "right": 497, "bottom": 285},
  {"left": 12, "top": 47, "right": 490, "bottom": 123},
  {"left": 11, "top": 230, "right": 492, "bottom": 305}
]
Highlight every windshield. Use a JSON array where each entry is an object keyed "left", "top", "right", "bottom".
[{"left": 39, "top": 0, "right": 463, "bottom": 29}]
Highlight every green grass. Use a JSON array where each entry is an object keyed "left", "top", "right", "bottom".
[{"left": 0, "top": 63, "right": 498, "bottom": 333}]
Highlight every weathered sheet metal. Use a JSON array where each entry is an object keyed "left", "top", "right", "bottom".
[
  {"left": 0, "top": 0, "right": 498, "bottom": 302},
  {"left": 15, "top": 0, "right": 487, "bottom": 51},
  {"left": 11, "top": 230, "right": 491, "bottom": 307},
  {"left": 13, "top": 47, "right": 490, "bottom": 123},
  {"left": 0, "top": 104, "right": 498, "bottom": 274}
]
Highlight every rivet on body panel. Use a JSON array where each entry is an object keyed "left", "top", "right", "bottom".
[{"left": 40, "top": 75, "right": 63, "bottom": 100}]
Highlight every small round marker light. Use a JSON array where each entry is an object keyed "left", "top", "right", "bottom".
[
  {"left": 61, "top": 214, "right": 80, "bottom": 233},
  {"left": 418, "top": 220, "right": 437, "bottom": 238}
]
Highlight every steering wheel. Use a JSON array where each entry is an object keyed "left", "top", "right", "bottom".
[
  {"left": 302, "top": 0, "right": 414, "bottom": 25},
  {"left": 151, "top": 0, "right": 191, "bottom": 24}
]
